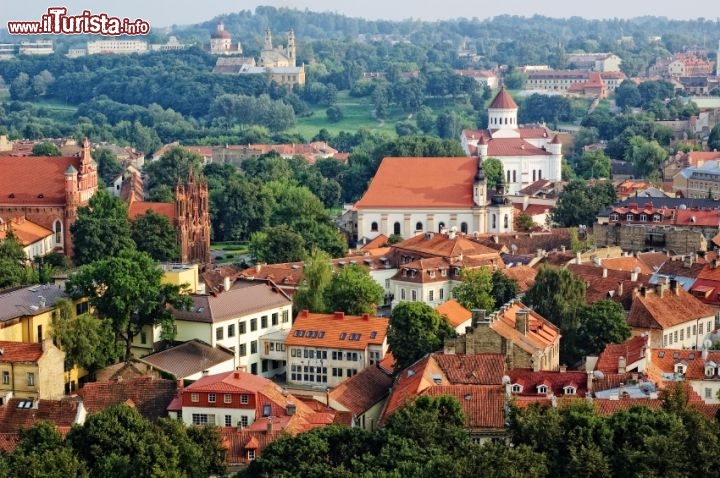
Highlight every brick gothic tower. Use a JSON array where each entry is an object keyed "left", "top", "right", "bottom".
[{"left": 175, "top": 171, "right": 210, "bottom": 264}]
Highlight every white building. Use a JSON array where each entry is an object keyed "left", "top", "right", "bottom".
[
  {"left": 86, "top": 39, "right": 148, "bottom": 55},
  {"left": 461, "top": 88, "right": 563, "bottom": 194}
]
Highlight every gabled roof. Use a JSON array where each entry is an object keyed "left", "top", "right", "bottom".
[
  {"left": 285, "top": 311, "right": 389, "bottom": 350},
  {"left": 432, "top": 353, "right": 507, "bottom": 385},
  {"left": 0, "top": 155, "right": 81, "bottom": 205},
  {"left": 567, "top": 263, "right": 650, "bottom": 309},
  {"left": 645, "top": 348, "right": 720, "bottom": 382},
  {"left": 355, "top": 157, "right": 477, "bottom": 209},
  {"left": 0, "top": 216, "right": 52, "bottom": 246},
  {"left": 393, "top": 232, "right": 502, "bottom": 259},
  {"left": 172, "top": 279, "right": 291, "bottom": 323},
  {"left": 593, "top": 398, "right": 663, "bottom": 416},
  {"left": 329, "top": 365, "right": 393, "bottom": 416},
  {"left": 488, "top": 301, "right": 560, "bottom": 354},
  {"left": 507, "top": 369, "right": 589, "bottom": 397},
  {"left": 487, "top": 138, "right": 551, "bottom": 157},
  {"left": 0, "top": 398, "right": 80, "bottom": 432},
  {"left": 78, "top": 376, "right": 178, "bottom": 420},
  {"left": 499, "top": 266, "right": 537, "bottom": 292},
  {"left": 0, "top": 284, "right": 68, "bottom": 323},
  {"left": 0, "top": 341, "right": 43, "bottom": 363},
  {"left": 595, "top": 336, "right": 649, "bottom": 373},
  {"left": 424, "top": 385, "right": 505, "bottom": 430},
  {"left": 488, "top": 87, "right": 518, "bottom": 109},
  {"left": 127, "top": 201, "right": 176, "bottom": 221},
  {"left": 628, "top": 285, "right": 714, "bottom": 330},
  {"left": 140, "top": 340, "right": 235, "bottom": 379},
  {"left": 436, "top": 299, "right": 472, "bottom": 329}
]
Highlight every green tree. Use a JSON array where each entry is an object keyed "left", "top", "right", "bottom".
[
  {"left": 65, "top": 249, "right": 191, "bottom": 361},
  {"left": 384, "top": 395, "right": 468, "bottom": 451},
  {"left": 624, "top": 135, "right": 668, "bottom": 178},
  {"left": 482, "top": 158, "right": 504, "bottom": 189},
  {"left": 517, "top": 211, "right": 535, "bottom": 232},
  {"left": 70, "top": 189, "right": 135, "bottom": 266},
  {"left": 614, "top": 80, "right": 642, "bottom": 109},
  {"left": 575, "top": 149, "right": 611, "bottom": 179},
  {"left": 709, "top": 124, "right": 720, "bottom": 152},
  {"left": 491, "top": 269, "right": 520, "bottom": 306},
  {"left": 51, "top": 297, "right": 121, "bottom": 375},
  {"left": 94, "top": 148, "right": 123, "bottom": 185},
  {"left": 452, "top": 268, "right": 495, "bottom": 311},
  {"left": 30, "top": 142, "right": 62, "bottom": 156},
  {"left": 523, "top": 266, "right": 587, "bottom": 364},
  {"left": 249, "top": 224, "right": 306, "bottom": 264},
  {"left": 8, "top": 422, "right": 88, "bottom": 478},
  {"left": 326, "top": 105, "right": 344, "bottom": 122},
  {"left": 156, "top": 419, "right": 227, "bottom": 478},
  {"left": 130, "top": 210, "right": 179, "bottom": 262},
  {"left": 388, "top": 301, "right": 456, "bottom": 372},
  {"left": 0, "top": 230, "right": 36, "bottom": 288},
  {"left": 552, "top": 180, "right": 615, "bottom": 227},
  {"left": 576, "top": 300, "right": 631, "bottom": 357},
  {"left": 293, "top": 248, "right": 333, "bottom": 313},
  {"left": 143, "top": 146, "right": 203, "bottom": 195},
  {"left": 323, "top": 264, "right": 384, "bottom": 315}
]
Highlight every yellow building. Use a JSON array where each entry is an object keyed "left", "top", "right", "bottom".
[
  {"left": 0, "top": 284, "right": 70, "bottom": 343},
  {"left": 161, "top": 263, "right": 201, "bottom": 294},
  {"left": 0, "top": 339, "right": 65, "bottom": 401}
]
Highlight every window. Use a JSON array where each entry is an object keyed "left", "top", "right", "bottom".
[
  {"left": 332, "top": 367, "right": 342, "bottom": 377},
  {"left": 511, "top": 384, "right": 523, "bottom": 393},
  {"left": 537, "top": 385, "right": 548, "bottom": 394},
  {"left": 76, "top": 301, "right": 89, "bottom": 316},
  {"left": 626, "top": 214, "right": 633, "bottom": 221},
  {"left": 512, "top": 170, "right": 517, "bottom": 183},
  {"left": 261, "top": 316, "right": 268, "bottom": 329},
  {"left": 192, "top": 414, "right": 215, "bottom": 426},
  {"left": 700, "top": 322, "right": 704, "bottom": 335},
  {"left": 250, "top": 319, "right": 257, "bottom": 332},
  {"left": 37, "top": 325, "right": 43, "bottom": 342},
  {"left": 393, "top": 222, "right": 401, "bottom": 235},
  {"left": 400, "top": 288, "right": 406, "bottom": 300},
  {"left": 674, "top": 331, "right": 678, "bottom": 343},
  {"left": 251, "top": 363, "right": 257, "bottom": 375},
  {"left": 371, "top": 222, "right": 378, "bottom": 232},
  {"left": 680, "top": 329, "right": 684, "bottom": 341},
  {"left": 248, "top": 450, "right": 256, "bottom": 461},
  {"left": 272, "top": 313, "right": 278, "bottom": 326},
  {"left": 563, "top": 386, "right": 576, "bottom": 395},
  {"left": 653, "top": 215, "right": 661, "bottom": 222},
  {"left": 282, "top": 310, "right": 289, "bottom": 323},
  {"left": 263, "top": 404, "right": 271, "bottom": 417},
  {"left": 706, "top": 388, "right": 713, "bottom": 399},
  {"left": 440, "top": 288, "right": 444, "bottom": 300},
  {"left": 640, "top": 214, "right": 647, "bottom": 222},
  {"left": 27, "top": 373, "right": 35, "bottom": 386},
  {"left": 240, "top": 394, "right": 249, "bottom": 404},
  {"left": 346, "top": 368, "right": 357, "bottom": 377},
  {"left": 610, "top": 213, "right": 619, "bottom": 221},
  {"left": 262, "top": 360, "right": 269, "bottom": 373},
  {"left": 216, "top": 327, "right": 224, "bottom": 341},
  {"left": 239, "top": 343, "right": 247, "bottom": 356},
  {"left": 429, "top": 290, "right": 434, "bottom": 302},
  {"left": 411, "top": 290, "right": 417, "bottom": 301},
  {"left": 228, "top": 324, "right": 235, "bottom": 338},
  {"left": 438, "top": 222, "right": 446, "bottom": 232},
  {"left": 224, "top": 394, "right": 232, "bottom": 404},
  {"left": 241, "top": 415, "right": 249, "bottom": 427},
  {"left": 346, "top": 352, "right": 359, "bottom": 361},
  {"left": 251, "top": 341, "right": 258, "bottom": 354},
  {"left": 225, "top": 415, "right": 232, "bottom": 427},
  {"left": 460, "top": 222, "right": 468, "bottom": 234},
  {"left": 504, "top": 214, "right": 509, "bottom": 229},
  {"left": 54, "top": 220, "right": 63, "bottom": 244},
  {"left": 208, "top": 393, "right": 216, "bottom": 403},
  {"left": 191, "top": 393, "right": 199, "bottom": 403},
  {"left": 2, "top": 371, "right": 9, "bottom": 385},
  {"left": 416, "top": 221, "right": 423, "bottom": 231},
  {"left": 492, "top": 214, "right": 496, "bottom": 229},
  {"left": 140, "top": 331, "right": 147, "bottom": 344}
]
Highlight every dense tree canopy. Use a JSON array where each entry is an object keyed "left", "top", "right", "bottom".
[
  {"left": 452, "top": 268, "right": 495, "bottom": 312},
  {"left": 552, "top": 180, "right": 616, "bottom": 228},
  {"left": 323, "top": 264, "right": 384, "bottom": 315},
  {"left": 292, "top": 248, "right": 333, "bottom": 314},
  {"left": 388, "top": 302, "right": 456, "bottom": 372},
  {"left": 130, "top": 210, "right": 180, "bottom": 262}
]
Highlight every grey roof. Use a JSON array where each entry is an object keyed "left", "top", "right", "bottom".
[
  {"left": 140, "top": 340, "right": 234, "bottom": 379},
  {"left": 173, "top": 280, "right": 291, "bottom": 324},
  {"left": 599, "top": 197, "right": 720, "bottom": 217},
  {"left": 0, "top": 284, "right": 68, "bottom": 323}
]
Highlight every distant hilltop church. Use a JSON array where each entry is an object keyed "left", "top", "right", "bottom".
[{"left": 210, "top": 22, "right": 305, "bottom": 86}]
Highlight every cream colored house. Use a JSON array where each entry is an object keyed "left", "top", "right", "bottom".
[{"left": 0, "top": 339, "right": 65, "bottom": 400}]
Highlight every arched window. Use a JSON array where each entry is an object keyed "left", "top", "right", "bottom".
[
  {"left": 512, "top": 170, "right": 517, "bottom": 183},
  {"left": 53, "top": 220, "right": 63, "bottom": 244},
  {"left": 393, "top": 222, "right": 401, "bottom": 235},
  {"left": 506, "top": 170, "right": 511, "bottom": 183},
  {"left": 532, "top": 170, "right": 536, "bottom": 182},
  {"left": 438, "top": 222, "right": 445, "bottom": 232},
  {"left": 371, "top": 222, "right": 378, "bottom": 232},
  {"left": 415, "top": 221, "right": 423, "bottom": 231},
  {"left": 491, "top": 214, "right": 496, "bottom": 229},
  {"left": 460, "top": 222, "right": 468, "bottom": 234},
  {"left": 411, "top": 290, "right": 417, "bottom": 301},
  {"left": 504, "top": 214, "right": 509, "bottom": 229},
  {"left": 538, "top": 170, "right": 542, "bottom": 179}
]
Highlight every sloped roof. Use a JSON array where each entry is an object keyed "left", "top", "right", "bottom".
[
  {"left": 355, "top": 157, "right": 477, "bottom": 209},
  {"left": 424, "top": 385, "right": 505, "bottom": 429},
  {"left": 0, "top": 155, "right": 81, "bottom": 205},
  {"left": 436, "top": 299, "right": 472, "bottom": 329},
  {"left": 432, "top": 352, "right": 506, "bottom": 385},
  {"left": 499, "top": 266, "right": 537, "bottom": 292},
  {"left": 140, "top": 340, "right": 235, "bottom": 379},
  {"left": 567, "top": 263, "right": 651, "bottom": 309},
  {"left": 127, "top": 201, "right": 176, "bottom": 221},
  {"left": 0, "top": 398, "right": 80, "bottom": 432},
  {"left": 0, "top": 341, "right": 43, "bottom": 363},
  {"left": 507, "top": 369, "right": 589, "bottom": 397},
  {"left": 593, "top": 398, "right": 663, "bottom": 416},
  {"left": 488, "top": 88, "right": 518, "bottom": 109},
  {"left": 645, "top": 348, "right": 720, "bottom": 381},
  {"left": 601, "top": 256, "right": 654, "bottom": 274},
  {"left": 77, "top": 376, "right": 178, "bottom": 420},
  {"left": 0, "top": 285, "right": 68, "bottom": 323},
  {"left": 329, "top": 365, "right": 393, "bottom": 416},
  {"left": 489, "top": 301, "right": 560, "bottom": 354},
  {"left": 394, "top": 232, "right": 502, "bottom": 259},
  {"left": 0, "top": 217, "right": 52, "bottom": 246},
  {"left": 628, "top": 285, "right": 714, "bottom": 330},
  {"left": 487, "top": 138, "right": 551, "bottom": 157},
  {"left": 595, "top": 336, "right": 649, "bottom": 373},
  {"left": 285, "top": 311, "right": 389, "bottom": 350}
]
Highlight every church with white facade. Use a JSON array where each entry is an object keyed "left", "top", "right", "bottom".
[{"left": 461, "top": 88, "right": 563, "bottom": 194}]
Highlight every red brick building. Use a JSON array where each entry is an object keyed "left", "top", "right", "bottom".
[{"left": 0, "top": 138, "right": 98, "bottom": 257}]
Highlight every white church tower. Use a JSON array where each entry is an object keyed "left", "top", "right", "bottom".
[{"left": 487, "top": 87, "right": 520, "bottom": 138}]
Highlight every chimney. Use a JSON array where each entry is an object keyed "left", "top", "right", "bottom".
[
  {"left": 617, "top": 281, "right": 624, "bottom": 296},
  {"left": 256, "top": 263, "right": 262, "bottom": 273},
  {"left": 302, "top": 309, "right": 309, "bottom": 318},
  {"left": 202, "top": 370, "right": 210, "bottom": 377},
  {"left": 654, "top": 282, "right": 665, "bottom": 298},
  {"left": 630, "top": 270, "right": 639, "bottom": 282},
  {"left": 586, "top": 371, "right": 594, "bottom": 392},
  {"left": 334, "top": 311, "right": 344, "bottom": 320},
  {"left": 233, "top": 371, "right": 240, "bottom": 379},
  {"left": 560, "top": 245, "right": 566, "bottom": 253},
  {"left": 559, "top": 364, "right": 567, "bottom": 373},
  {"left": 515, "top": 309, "right": 529, "bottom": 335},
  {"left": 223, "top": 276, "right": 231, "bottom": 292},
  {"left": 176, "top": 379, "right": 183, "bottom": 390},
  {"left": 362, "top": 313, "right": 370, "bottom": 321},
  {"left": 576, "top": 252, "right": 582, "bottom": 264},
  {"left": 639, "top": 286, "right": 647, "bottom": 297},
  {"left": 602, "top": 267, "right": 607, "bottom": 278},
  {"left": 670, "top": 278, "right": 680, "bottom": 295},
  {"left": 618, "top": 356, "right": 627, "bottom": 374},
  {"left": 267, "top": 417, "right": 273, "bottom": 433},
  {"left": 472, "top": 309, "right": 487, "bottom": 326}
]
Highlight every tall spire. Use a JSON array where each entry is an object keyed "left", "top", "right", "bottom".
[{"left": 264, "top": 27, "right": 273, "bottom": 51}]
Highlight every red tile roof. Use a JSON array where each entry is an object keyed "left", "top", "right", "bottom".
[
  {"left": 645, "top": 348, "right": 720, "bottom": 382},
  {"left": 0, "top": 216, "right": 52, "bottom": 246},
  {"left": 595, "top": 336, "right": 649, "bottom": 373},
  {"left": 360, "top": 234, "right": 389, "bottom": 250},
  {"left": 593, "top": 398, "right": 663, "bottom": 416},
  {"left": 601, "top": 256, "right": 654, "bottom": 274},
  {"left": 285, "top": 311, "right": 389, "bottom": 350},
  {"left": 487, "top": 139, "right": 551, "bottom": 157},
  {"left": 489, "top": 301, "right": 561, "bottom": 354},
  {"left": 355, "top": 157, "right": 477, "bottom": 208},
  {"left": 488, "top": 88, "right": 518, "bottom": 109},
  {"left": 500, "top": 266, "right": 537, "bottom": 292},
  {"left": 432, "top": 352, "right": 507, "bottom": 385},
  {"left": 0, "top": 398, "right": 80, "bottom": 432},
  {"left": 627, "top": 285, "right": 714, "bottom": 330},
  {"left": 127, "top": 201, "right": 177, "bottom": 221},
  {"left": 329, "top": 365, "right": 393, "bottom": 416},
  {"left": 0, "top": 156, "right": 80, "bottom": 205},
  {"left": 0, "top": 341, "right": 43, "bottom": 363},
  {"left": 507, "top": 369, "right": 589, "bottom": 397},
  {"left": 77, "top": 376, "right": 178, "bottom": 420},
  {"left": 424, "top": 385, "right": 506, "bottom": 430},
  {"left": 0, "top": 432, "right": 19, "bottom": 453},
  {"left": 394, "top": 232, "right": 503, "bottom": 260},
  {"left": 436, "top": 299, "right": 472, "bottom": 329}
]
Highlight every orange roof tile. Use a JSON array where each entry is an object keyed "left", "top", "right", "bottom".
[
  {"left": 628, "top": 285, "right": 714, "bottom": 330},
  {"left": 355, "top": 157, "right": 476, "bottom": 208},
  {"left": 500, "top": 266, "right": 537, "bottom": 292},
  {"left": 78, "top": 376, "right": 178, "bottom": 420},
  {"left": 360, "top": 234, "right": 389, "bottom": 250},
  {"left": 127, "top": 201, "right": 176, "bottom": 221},
  {"left": 595, "top": 336, "right": 649, "bottom": 373},
  {"left": 645, "top": 348, "right": 720, "bottom": 381},
  {"left": 424, "top": 385, "right": 505, "bottom": 430},
  {"left": 329, "top": 365, "right": 393, "bottom": 416},
  {"left": 489, "top": 301, "right": 560, "bottom": 354},
  {"left": 0, "top": 341, "right": 43, "bottom": 362},
  {"left": 394, "top": 232, "right": 501, "bottom": 259},
  {"left": 488, "top": 87, "right": 518, "bottom": 109},
  {"left": 0, "top": 156, "right": 81, "bottom": 205},
  {"left": 285, "top": 311, "right": 389, "bottom": 350},
  {"left": 436, "top": 299, "right": 472, "bottom": 329},
  {"left": 487, "top": 138, "right": 551, "bottom": 157},
  {"left": 593, "top": 398, "right": 663, "bottom": 416},
  {"left": 0, "top": 216, "right": 52, "bottom": 246}
]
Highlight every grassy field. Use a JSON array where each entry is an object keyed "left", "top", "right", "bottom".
[
  {"left": 27, "top": 98, "right": 78, "bottom": 122},
  {"left": 290, "top": 92, "right": 406, "bottom": 139}
]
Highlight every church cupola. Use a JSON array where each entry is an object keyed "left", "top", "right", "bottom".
[
  {"left": 476, "top": 135, "right": 489, "bottom": 158},
  {"left": 487, "top": 86, "right": 518, "bottom": 131},
  {"left": 263, "top": 27, "right": 273, "bottom": 51},
  {"left": 473, "top": 159, "right": 486, "bottom": 206}
]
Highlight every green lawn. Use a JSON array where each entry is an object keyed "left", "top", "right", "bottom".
[
  {"left": 27, "top": 99, "right": 78, "bottom": 122},
  {"left": 290, "top": 92, "right": 404, "bottom": 138}
]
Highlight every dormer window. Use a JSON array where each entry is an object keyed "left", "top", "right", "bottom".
[
  {"left": 511, "top": 383, "right": 523, "bottom": 393},
  {"left": 640, "top": 214, "right": 647, "bottom": 222},
  {"left": 675, "top": 363, "right": 687, "bottom": 375},
  {"left": 705, "top": 361, "right": 716, "bottom": 378},
  {"left": 653, "top": 214, "right": 661, "bottom": 222},
  {"left": 626, "top": 214, "right": 633, "bottom": 221},
  {"left": 610, "top": 213, "right": 619, "bottom": 221},
  {"left": 441, "top": 269, "right": 447, "bottom": 277},
  {"left": 536, "top": 385, "right": 549, "bottom": 395},
  {"left": 563, "top": 386, "right": 576, "bottom": 395}
]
